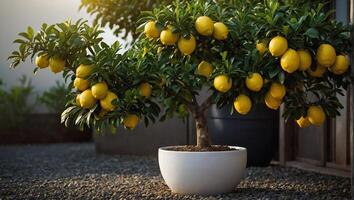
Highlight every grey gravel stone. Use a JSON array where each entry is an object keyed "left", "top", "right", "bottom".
[{"left": 0, "top": 143, "right": 350, "bottom": 199}]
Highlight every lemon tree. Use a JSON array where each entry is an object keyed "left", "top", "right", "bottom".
[{"left": 8, "top": 0, "right": 352, "bottom": 148}]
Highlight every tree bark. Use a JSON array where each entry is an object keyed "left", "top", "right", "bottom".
[{"left": 188, "top": 96, "right": 212, "bottom": 148}]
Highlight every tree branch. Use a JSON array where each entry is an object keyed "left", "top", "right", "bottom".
[{"left": 199, "top": 95, "right": 213, "bottom": 112}]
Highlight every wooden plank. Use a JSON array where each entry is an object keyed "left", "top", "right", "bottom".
[
  {"left": 279, "top": 105, "right": 286, "bottom": 166},
  {"left": 349, "top": 0, "right": 354, "bottom": 197}
]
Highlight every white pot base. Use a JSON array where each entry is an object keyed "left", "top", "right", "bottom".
[{"left": 158, "top": 146, "right": 247, "bottom": 195}]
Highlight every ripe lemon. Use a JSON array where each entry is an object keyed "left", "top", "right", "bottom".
[
  {"left": 213, "top": 22, "right": 228, "bottom": 40},
  {"left": 144, "top": 21, "right": 160, "bottom": 39},
  {"left": 139, "top": 82, "right": 152, "bottom": 98},
  {"left": 195, "top": 16, "right": 214, "bottom": 36},
  {"left": 178, "top": 35, "right": 196, "bottom": 55},
  {"left": 76, "top": 94, "right": 81, "bottom": 106},
  {"left": 297, "top": 50, "right": 312, "bottom": 71},
  {"left": 256, "top": 42, "right": 268, "bottom": 55},
  {"left": 269, "top": 82, "right": 286, "bottom": 100},
  {"left": 92, "top": 82, "right": 108, "bottom": 99},
  {"left": 80, "top": 89, "right": 97, "bottom": 109},
  {"left": 308, "top": 65, "right": 326, "bottom": 78},
  {"left": 265, "top": 92, "right": 281, "bottom": 110},
  {"left": 76, "top": 64, "right": 92, "bottom": 78},
  {"left": 214, "top": 74, "right": 232, "bottom": 93},
  {"left": 197, "top": 61, "right": 213, "bottom": 78},
  {"left": 100, "top": 91, "right": 118, "bottom": 111},
  {"left": 74, "top": 77, "right": 90, "bottom": 91},
  {"left": 296, "top": 116, "right": 311, "bottom": 128},
  {"left": 269, "top": 36, "right": 288, "bottom": 57},
  {"left": 307, "top": 105, "right": 326, "bottom": 126},
  {"left": 35, "top": 54, "right": 49, "bottom": 68},
  {"left": 49, "top": 56, "right": 65, "bottom": 73},
  {"left": 233, "top": 94, "right": 252, "bottom": 115},
  {"left": 123, "top": 114, "right": 139, "bottom": 129},
  {"left": 329, "top": 55, "right": 349, "bottom": 75},
  {"left": 280, "top": 48, "right": 300, "bottom": 73},
  {"left": 160, "top": 25, "right": 178, "bottom": 45},
  {"left": 246, "top": 73, "right": 263, "bottom": 92},
  {"left": 316, "top": 44, "right": 336, "bottom": 67}
]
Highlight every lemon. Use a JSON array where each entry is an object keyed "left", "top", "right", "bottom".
[
  {"left": 35, "top": 54, "right": 49, "bottom": 69},
  {"left": 213, "top": 22, "right": 229, "bottom": 40},
  {"left": 280, "top": 48, "right": 300, "bottom": 73},
  {"left": 92, "top": 82, "right": 108, "bottom": 99},
  {"left": 297, "top": 50, "right": 312, "bottom": 71},
  {"left": 76, "top": 64, "right": 92, "bottom": 78},
  {"left": 316, "top": 44, "right": 336, "bottom": 67},
  {"left": 233, "top": 94, "right": 252, "bottom": 115},
  {"left": 296, "top": 116, "right": 311, "bottom": 128},
  {"left": 195, "top": 16, "right": 214, "bottom": 36},
  {"left": 269, "top": 36, "right": 288, "bottom": 57},
  {"left": 197, "top": 61, "right": 213, "bottom": 78},
  {"left": 178, "top": 35, "right": 196, "bottom": 55},
  {"left": 265, "top": 92, "right": 281, "bottom": 110},
  {"left": 329, "top": 55, "right": 349, "bottom": 75},
  {"left": 80, "top": 89, "right": 97, "bottom": 109},
  {"left": 49, "top": 56, "right": 65, "bottom": 73},
  {"left": 269, "top": 82, "right": 286, "bottom": 100},
  {"left": 160, "top": 25, "right": 178, "bottom": 45},
  {"left": 214, "top": 74, "right": 232, "bottom": 93},
  {"left": 307, "top": 105, "right": 326, "bottom": 126},
  {"left": 74, "top": 77, "right": 90, "bottom": 91},
  {"left": 144, "top": 21, "right": 160, "bottom": 39},
  {"left": 308, "top": 65, "right": 326, "bottom": 78},
  {"left": 76, "top": 94, "right": 81, "bottom": 106},
  {"left": 139, "top": 82, "right": 152, "bottom": 98},
  {"left": 246, "top": 73, "right": 263, "bottom": 92},
  {"left": 123, "top": 114, "right": 139, "bottom": 129},
  {"left": 100, "top": 91, "right": 118, "bottom": 111},
  {"left": 256, "top": 42, "right": 268, "bottom": 55}
]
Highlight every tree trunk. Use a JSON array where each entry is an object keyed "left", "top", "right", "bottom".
[{"left": 195, "top": 111, "right": 211, "bottom": 148}]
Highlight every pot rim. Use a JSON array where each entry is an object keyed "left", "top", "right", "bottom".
[{"left": 158, "top": 145, "right": 246, "bottom": 154}]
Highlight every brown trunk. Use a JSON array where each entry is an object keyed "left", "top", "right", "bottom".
[{"left": 195, "top": 111, "right": 211, "bottom": 148}]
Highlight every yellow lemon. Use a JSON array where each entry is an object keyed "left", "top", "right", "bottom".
[
  {"left": 160, "top": 26, "right": 178, "bottom": 45},
  {"left": 296, "top": 116, "right": 311, "bottom": 128},
  {"left": 100, "top": 91, "right": 118, "bottom": 111},
  {"left": 269, "top": 82, "right": 286, "bottom": 100},
  {"left": 316, "top": 44, "right": 336, "bottom": 67},
  {"left": 214, "top": 75, "right": 232, "bottom": 93},
  {"left": 233, "top": 94, "right": 252, "bottom": 115},
  {"left": 265, "top": 92, "right": 281, "bottom": 110},
  {"left": 195, "top": 16, "right": 214, "bottom": 36},
  {"left": 144, "top": 21, "right": 160, "bottom": 39},
  {"left": 178, "top": 35, "right": 196, "bottom": 55},
  {"left": 307, "top": 105, "right": 326, "bottom": 126},
  {"left": 256, "top": 42, "right": 268, "bottom": 55},
  {"left": 280, "top": 48, "right": 300, "bottom": 73},
  {"left": 297, "top": 50, "right": 312, "bottom": 71},
  {"left": 74, "top": 77, "right": 90, "bottom": 91},
  {"left": 80, "top": 89, "right": 97, "bottom": 109},
  {"left": 269, "top": 36, "right": 288, "bottom": 57},
  {"left": 92, "top": 82, "right": 108, "bottom": 100},
  {"left": 76, "top": 94, "right": 81, "bottom": 106},
  {"left": 76, "top": 64, "right": 92, "bottom": 78},
  {"left": 246, "top": 73, "right": 263, "bottom": 92},
  {"left": 35, "top": 54, "right": 49, "bottom": 69},
  {"left": 139, "top": 82, "right": 152, "bottom": 98},
  {"left": 123, "top": 114, "right": 139, "bottom": 129},
  {"left": 197, "top": 61, "right": 213, "bottom": 78},
  {"left": 49, "top": 56, "right": 65, "bottom": 73},
  {"left": 308, "top": 65, "right": 326, "bottom": 78},
  {"left": 330, "top": 55, "right": 349, "bottom": 75},
  {"left": 213, "top": 22, "right": 229, "bottom": 40}
]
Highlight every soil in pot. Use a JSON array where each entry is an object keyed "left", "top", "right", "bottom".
[{"left": 169, "top": 145, "right": 233, "bottom": 152}]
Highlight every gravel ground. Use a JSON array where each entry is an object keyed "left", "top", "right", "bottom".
[{"left": 0, "top": 143, "right": 350, "bottom": 200}]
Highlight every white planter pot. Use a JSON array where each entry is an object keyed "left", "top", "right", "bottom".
[{"left": 158, "top": 146, "right": 247, "bottom": 195}]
